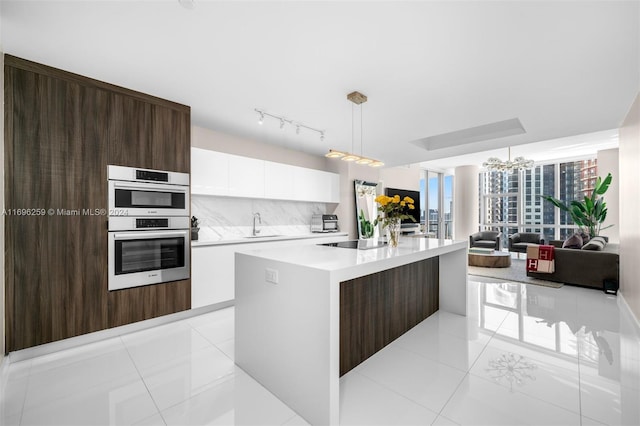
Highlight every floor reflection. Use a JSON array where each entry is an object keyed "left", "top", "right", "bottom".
[
  {"left": 473, "top": 278, "right": 640, "bottom": 425},
  {"left": 478, "top": 281, "right": 619, "bottom": 367},
  {"left": 485, "top": 352, "right": 537, "bottom": 392}
]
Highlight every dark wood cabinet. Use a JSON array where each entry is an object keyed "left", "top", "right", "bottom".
[
  {"left": 108, "top": 279, "right": 191, "bottom": 328},
  {"left": 5, "top": 55, "right": 191, "bottom": 353},
  {"left": 4, "top": 61, "right": 109, "bottom": 351},
  {"left": 105, "top": 92, "right": 190, "bottom": 173}
]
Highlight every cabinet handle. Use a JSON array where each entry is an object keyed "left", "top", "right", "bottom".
[
  {"left": 113, "top": 231, "right": 188, "bottom": 240},
  {"left": 113, "top": 182, "right": 188, "bottom": 193}
]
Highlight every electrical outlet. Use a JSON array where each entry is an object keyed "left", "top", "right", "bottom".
[{"left": 265, "top": 268, "right": 279, "bottom": 284}]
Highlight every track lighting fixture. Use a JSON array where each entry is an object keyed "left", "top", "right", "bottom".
[
  {"left": 325, "top": 91, "right": 384, "bottom": 168},
  {"left": 254, "top": 108, "right": 325, "bottom": 142}
]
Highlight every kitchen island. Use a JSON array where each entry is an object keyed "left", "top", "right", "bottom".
[{"left": 235, "top": 237, "right": 468, "bottom": 425}]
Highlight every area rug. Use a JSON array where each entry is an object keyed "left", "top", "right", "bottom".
[{"left": 468, "top": 258, "right": 563, "bottom": 289}]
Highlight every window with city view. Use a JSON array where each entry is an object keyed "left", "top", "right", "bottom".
[
  {"left": 420, "top": 171, "right": 453, "bottom": 239},
  {"left": 479, "top": 158, "right": 598, "bottom": 247}
]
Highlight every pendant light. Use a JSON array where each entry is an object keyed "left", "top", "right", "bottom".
[{"left": 325, "top": 91, "right": 384, "bottom": 167}]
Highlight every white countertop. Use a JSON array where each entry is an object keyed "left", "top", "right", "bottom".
[
  {"left": 191, "top": 232, "right": 349, "bottom": 247},
  {"left": 236, "top": 236, "right": 467, "bottom": 278}
]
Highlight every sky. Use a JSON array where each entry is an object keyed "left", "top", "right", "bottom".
[{"left": 420, "top": 175, "right": 453, "bottom": 213}]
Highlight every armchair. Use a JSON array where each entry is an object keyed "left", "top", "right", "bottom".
[
  {"left": 469, "top": 231, "right": 502, "bottom": 251},
  {"left": 508, "top": 232, "right": 545, "bottom": 255}
]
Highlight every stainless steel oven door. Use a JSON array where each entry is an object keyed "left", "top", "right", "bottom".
[
  {"left": 108, "top": 180, "right": 189, "bottom": 216},
  {"left": 108, "top": 229, "right": 190, "bottom": 291}
]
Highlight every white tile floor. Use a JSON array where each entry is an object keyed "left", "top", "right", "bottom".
[{"left": 2, "top": 276, "right": 640, "bottom": 425}]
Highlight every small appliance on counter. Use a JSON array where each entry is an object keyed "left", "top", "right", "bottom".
[{"left": 311, "top": 214, "right": 339, "bottom": 233}]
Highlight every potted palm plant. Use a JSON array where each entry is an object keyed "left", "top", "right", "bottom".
[{"left": 540, "top": 173, "right": 613, "bottom": 238}]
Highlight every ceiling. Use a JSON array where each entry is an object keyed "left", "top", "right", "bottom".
[{"left": 1, "top": 1, "right": 638, "bottom": 168}]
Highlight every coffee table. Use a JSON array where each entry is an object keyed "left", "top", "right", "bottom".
[{"left": 468, "top": 251, "right": 512, "bottom": 268}]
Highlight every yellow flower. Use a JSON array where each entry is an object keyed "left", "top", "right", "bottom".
[
  {"left": 374, "top": 195, "right": 388, "bottom": 206},
  {"left": 403, "top": 196, "right": 414, "bottom": 204},
  {"left": 408, "top": 204, "right": 415, "bottom": 210},
  {"left": 400, "top": 201, "right": 406, "bottom": 207},
  {"left": 393, "top": 195, "right": 401, "bottom": 203},
  {"left": 376, "top": 195, "right": 391, "bottom": 206}
]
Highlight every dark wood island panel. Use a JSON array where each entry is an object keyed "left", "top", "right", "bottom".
[{"left": 339, "top": 257, "right": 439, "bottom": 376}]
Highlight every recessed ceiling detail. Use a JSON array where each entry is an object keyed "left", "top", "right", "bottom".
[{"left": 411, "top": 118, "right": 527, "bottom": 151}]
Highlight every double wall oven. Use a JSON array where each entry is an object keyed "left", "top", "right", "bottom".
[{"left": 108, "top": 165, "right": 190, "bottom": 291}]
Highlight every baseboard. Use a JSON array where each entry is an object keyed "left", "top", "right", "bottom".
[
  {"left": 6, "top": 300, "right": 235, "bottom": 364},
  {"left": 0, "top": 353, "right": 9, "bottom": 391}
]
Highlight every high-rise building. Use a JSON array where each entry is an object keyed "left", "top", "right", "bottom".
[{"left": 480, "top": 158, "right": 598, "bottom": 243}]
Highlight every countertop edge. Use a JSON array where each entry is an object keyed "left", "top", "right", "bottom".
[
  {"left": 234, "top": 239, "right": 468, "bottom": 280},
  {"left": 191, "top": 232, "right": 349, "bottom": 247}
]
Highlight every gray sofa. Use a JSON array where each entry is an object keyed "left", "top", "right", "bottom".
[{"left": 527, "top": 241, "right": 619, "bottom": 290}]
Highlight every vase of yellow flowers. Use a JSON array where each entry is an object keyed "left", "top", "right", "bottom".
[{"left": 374, "top": 194, "right": 416, "bottom": 247}]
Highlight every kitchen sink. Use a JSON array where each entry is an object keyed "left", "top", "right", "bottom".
[{"left": 243, "top": 234, "right": 282, "bottom": 239}]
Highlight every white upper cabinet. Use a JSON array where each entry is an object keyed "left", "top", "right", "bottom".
[
  {"left": 228, "top": 154, "right": 265, "bottom": 198},
  {"left": 292, "top": 167, "right": 340, "bottom": 203},
  {"left": 191, "top": 147, "right": 229, "bottom": 196},
  {"left": 191, "top": 148, "right": 340, "bottom": 203},
  {"left": 264, "top": 161, "right": 294, "bottom": 200}
]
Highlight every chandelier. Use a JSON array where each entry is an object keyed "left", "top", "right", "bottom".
[
  {"left": 483, "top": 147, "right": 533, "bottom": 171},
  {"left": 325, "top": 91, "right": 384, "bottom": 167}
]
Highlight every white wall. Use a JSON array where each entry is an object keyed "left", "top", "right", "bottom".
[
  {"left": 379, "top": 164, "right": 421, "bottom": 191},
  {"left": 597, "top": 148, "right": 619, "bottom": 243},
  {"left": 192, "top": 126, "right": 328, "bottom": 171},
  {"left": 453, "top": 165, "right": 479, "bottom": 242},
  {"left": 619, "top": 92, "right": 640, "bottom": 323}
]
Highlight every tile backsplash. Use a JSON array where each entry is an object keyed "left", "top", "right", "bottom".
[{"left": 191, "top": 195, "right": 327, "bottom": 241}]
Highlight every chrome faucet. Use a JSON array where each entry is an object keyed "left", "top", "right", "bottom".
[{"left": 252, "top": 212, "right": 262, "bottom": 236}]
